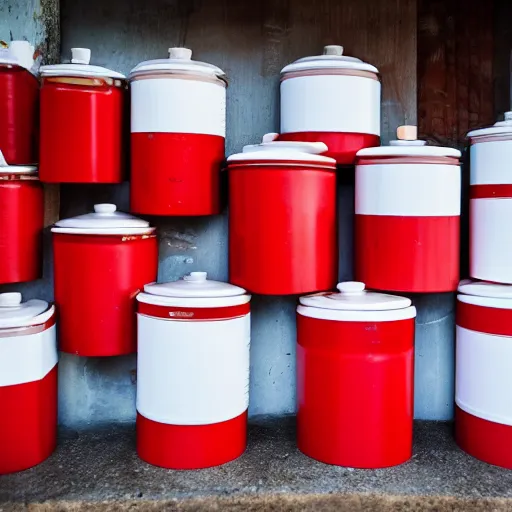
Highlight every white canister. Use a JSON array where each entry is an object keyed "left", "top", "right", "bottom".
[{"left": 136, "top": 271, "right": 251, "bottom": 469}]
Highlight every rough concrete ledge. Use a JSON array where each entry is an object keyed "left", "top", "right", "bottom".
[{"left": 1, "top": 417, "right": 512, "bottom": 511}]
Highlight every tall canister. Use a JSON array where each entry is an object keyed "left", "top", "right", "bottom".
[
  {"left": 52, "top": 204, "right": 158, "bottom": 356},
  {"left": 456, "top": 280, "right": 512, "bottom": 469},
  {"left": 0, "top": 151, "right": 43, "bottom": 284},
  {"left": 130, "top": 48, "right": 226, "bottom": 215},
  {"left": 0, "top": 292, "right": 57, "bottom": 474},
  {"left": 279, "top": 45, "right": 380, "bottom": 165},
  {"left": 39, "top": 48, "right": 126, "bottom": 183},
  {"left": 136, "top": 272, "right": 251, "bottom": 469},
  {"left": 355, "top": 126, "right": 461, "bottom": 293},
  {"left": 228, "top": 134, "right": 337, "bottom": 295},
  {"left": 297, "top": 282, "right": 416, "bottom": 468}
]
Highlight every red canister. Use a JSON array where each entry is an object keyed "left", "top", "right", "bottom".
[
  {"left": 297, "top": 281, "right": 416, "bottom": 468},
  {"left": 52, "top": 204, "right": 158, "bottom": 356},
  {"left": 0, "top": 41, "right": 38, "bottom": 165},
  {"left": 39, "top": 48, "right": 126, "bottom": 183},
  {"left": 228, "top": 134, "right": 337, "bottom": 295},
  {"left": 0, "top": 151, "right": 43, "bottom": 284},
  {"left": 0, "top": 292, "right": 57, "bottom": 474}
]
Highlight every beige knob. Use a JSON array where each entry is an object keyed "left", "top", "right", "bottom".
[{"left": 397, "top": 125, "right": 418, "bottom": 141}]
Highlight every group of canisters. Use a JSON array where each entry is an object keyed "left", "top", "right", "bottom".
[{"left": 0, "top": 40, "right": 510, "bottom": 473}]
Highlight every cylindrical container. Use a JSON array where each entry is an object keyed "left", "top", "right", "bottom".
[
  {"left": 0, "top": 292, "right": 57, "bottom": 474},
  {"left": 136, "top": 272, "right": 251, "bottom": 469},
  {"left": 279, "top": 45, "right": 380, "bottom": 165},
  {"left": 467, "top": 113, "right": 512, "bottom": 283},
  {"left": 297, "top": 281, "right": 416, "bottom": 468},
  {"left": 456, "top": 280, "right": 512, "bottom": 469},
  {"left": 129, "top": 48, "right": 226, "bottom": 215},
  {"left": 52, "top": 204, "right": 158, "bottom": 356},
  {"left": 355, "top": 125, "right": 461, "bottom": 293},
  {"left": 39, "top": 48, "right": 126, "bottom": 183},
  {"left": 228, "top": 133, "right": 337, "bottom": 295},
  {"left": 0, "top": 41, "right": 38, "bottom": 165},
  {"left": 0, "top": 151, "right": 43, "bottom": 284}
]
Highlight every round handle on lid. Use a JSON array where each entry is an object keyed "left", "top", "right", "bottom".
[
  {"left": 184, "top": 271, "right": 208, "bottom": 282},
  {"left": 71, "top": 48, "right": 91, "bottom": 65},
  {"left": 168, "top": 47, "right": 192, "bottom": 60},
  {"left": 397, "top": 125, "right": 418, "bottom": 141},
  {"left": 262, "top": 133, "right": 279, "bottom": 143},
  {"left": 337, "top": 282, "right": 365, "bottom": 295},
  {"left": 505, "top": 111, "right": 512, "bottom": 122},
  {"left": 323, "top": 45, "right": 344, "bottom": 56},
  {"left": 94, "top": 203, "right": 117, "bottom": 214},
  {"left": 0, "top": 292, "right": 22, "bottom": 307}
]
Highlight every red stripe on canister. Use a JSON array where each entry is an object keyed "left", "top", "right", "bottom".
[
  {"left": 137, "top": 301, "right": 250, "bottom": 321},
  {"left": 457, "top": 300, "right": 512, "bottom": 336},
  {"left": 470, "top": 184, "right": 512, "bottom": 199}
]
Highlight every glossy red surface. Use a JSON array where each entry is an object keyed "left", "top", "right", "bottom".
[
  {"left": 457, "top": 301, "right": 512, "bottom": 337},
  {"left": 137, "top": 302, "right": 250, "bottom": 321}
]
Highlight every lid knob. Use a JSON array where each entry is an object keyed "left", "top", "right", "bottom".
[
  {"left": 184, "top": 271, "right": 208, "bottom": 282},
  {"left": 337, "top": 282, "right": 365, "bottom": 295},
  {"left": 262, "top": 133, "right": 279, "bottom": 143},
  {"left": 0, "top": 292, "right": 22, "bottom": 307},
  {"left": 505, "top": 112, "right": 512, "bottom": 122},
  {"left": 71, "top": 48, "right": 91, "bottom": 65},
  {"left": 168, "top": 47, "right": 192, "bottom": 60},
  {"left": 397, "top": 125, "right": 418, "bottom": 141},
  {"left": 0, "top": 149, "right": 8, "bottom": 168},
  {"left": 323, "top": 45, "right": 344, "bottom": 56},
  {"left": 94, "top": 203, "right": 117, "bottom": 214}
]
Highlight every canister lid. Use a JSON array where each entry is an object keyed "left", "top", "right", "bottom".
[
  {"left": 357, "top": 126, "right": 461, "bottom": 159},
  {"left": 0, "top": 40, "right": 36, "bottom": 72},
  {"left": 129, "top": 47, "right": 226, "bottom": 82},
  {"left": 281, "top": 45, "right": 378, "bottom": 75},
  {"left": 0, "top": 293, "right": 53, "bottom": 328},
  {"left": 40, "top": 48, "right": 125, "bottom": 79},
  {"left": 298, "top": 281, "right": 416, "bottom": 322},
  {"left": 227, "top": 133, "right": 336, "bottom": 166},
  {"left": 467, "top": 112, "right": 512, "bottom": 140},
  {"left": 51, "top": 204, "right": 155, "bottom": 236},
  {"left": 138, "top": 272, "right": 251, "bottom": 308},
  {"left": 457, "top": 279, "right": 512, "bottom": 309},
  {"left": 0, "top": 149, "right": 37, "bottom": 175}
]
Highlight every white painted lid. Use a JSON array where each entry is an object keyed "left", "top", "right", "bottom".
[
  {"left": 227, "top": 133, "right": 336, "bottom": 165},
  {"left": 40, "top": 48, "right": 125, "bottom": 79},
  {"left": 129, "top": 47, "right": 226, "bottom": 81},
  {"left": 0, "top": 293, "right": 52, "bottom": 328},
  {"left": 357, "top": 126, "right": 461, "bottom": 158},
  {"left": 298, "top": 281, "right": 416, "bottom": 322},
  {"left": 467, "top": 112, "right": 512, "bottom": 139},
  {"left": 281, "top": 45, "right": 378, "bottom": 74},
  {"left": 52, "top": 204, "right": 155, "bottom": 235},
  {"left": 0, "top": 149, "right": 37, "bottom": 174},
  {"left": 457, "top": 279, "right": 512, "bottom": 310},
  {"left": 0, "top": 40, "right": 36, "bottom": 71}
]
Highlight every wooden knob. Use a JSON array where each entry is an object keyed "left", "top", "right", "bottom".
[{"left": 397, "top": 125, "right": 418, "bottom": 141}]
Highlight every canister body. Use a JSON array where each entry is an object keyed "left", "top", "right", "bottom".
[
  {"left": 40, "top": 78, "right": 125, "bottom": 183},
  {"left": 296, "top": 310, "right": 415, "bottom": 468},
  {"left": 53, "top": 233, "right": 158, "bottom": 356},
  {"left": 0, "top": 178, "right": 43, "bottom": 284},
  {"left": 130, "top": 77, "right": 225, "bottom": 215},
  {"left": 136, "top": 301, "right": 250, "bottom": 469},
  {"left": 229, "top": 164, "right": 337, "bottom": 295}
]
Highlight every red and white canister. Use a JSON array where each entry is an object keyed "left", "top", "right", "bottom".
[
  {"left": 355, "top": 126, "right": 461, "bottom": 293},
  {"left": 136, "top": 272, "right": 251, "bottom": 469},
  {"left": 456, "top": 280, "right": 512, "bottom": 469},
  {"left": 39, "top": 48, "right": 126, "bottom": 183},
  {"left": 297, "top": 282, "right": 416, "bottom": 468},
  {"left": 0, "top": 41, "right": 38, "bottom": 165},
  {"left": 279, "top": 45, "right": 380, "bottom": 165},
  {"left": 0, "top": 292, "right": 57, "bottom": 474},
  {"left": 52, "top": 204, "right": 158, "bottom": 356},
  {"left": 228, "top": 134, "right": 337, "bottom": 295},
  {"left": 129, "top": 48, "right": 226, "bottom": 216},
  {"left": 467, "top": 113, "right": 512, "bottom": 283},
  {"left": 0, "top": 150, "right": 43, "bottom": 284}
]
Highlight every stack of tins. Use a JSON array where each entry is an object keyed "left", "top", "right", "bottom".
[
  {"left": 279, "top": 45, "right": 380, "bottom": 165},
  {"left": 297, "top": 282, "right": 416, "bottom": 468},
  {"left": 228, "top": 134, "right": 338, "bottom": 295},
  {"left": 456, "top": 280, "right": 512, "bottom": 469},
  {"left": 467, "top": 113, "right": 512, "bottom": 283},
  {"left": 39, "top": 48, "right": 126, "bottom": 183},
  {"left": 136, "top": 272, "right": 251, "bottom": 469},
  {"left": 52, "top": 204, "right": 158, "bottom": 356},
  {"left": 0, "top": 41, "right": 38, "bottom": 166},
  {"left": 355, "top": 126, "right": 462, "bottom": 293},
  {"left": 129, "top": 48, "right": 226, "bottom": 215},
  {"left": 0, "top": 151, "right": 43, "bottom": 284},
  {"left": 0, "top": 292, "right": 57, "bottom": 474}
]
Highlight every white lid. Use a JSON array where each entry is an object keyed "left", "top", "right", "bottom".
[
  {"left": 0, "top": 41, "right": 36, "bottom": 71},
  {"left": 137, "top": 272, "right": 251, "bottom": 308},
  {"left": 281, "top": 45, "right": 378, "bottom": 75},
  {"left": 0, "top": 149, "right": 37, "bottom": 174},
  {"left": 457, "top": 279, "right": 512, "bottom": 310},
  {"left": 227, "top": 133, "right": 336, "bottom": 165},
  {"left": 467, "top": 112, "right": 512, "bottom": 139},
  {"left": 40, "top": 48, "right": 125, "bottom": 79},
  {"left": 0, "top": 293, "right": 52, "bottom": 329},
  {"left": 51, "top": 204, "right": 155, "bottom": 235},
  {"left": 357, "top": 126, "right": 461, "bottom": 158},
  {"left": 298, "top": 281, "right": 416, "bottom": 322},
  {"left": 129, "top": 47, "right": 226, "bottom": 81}
]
